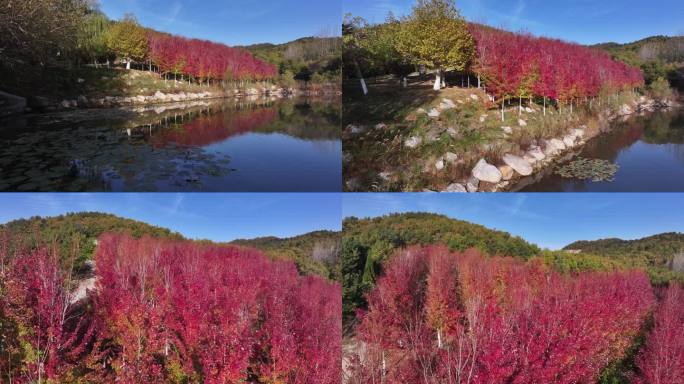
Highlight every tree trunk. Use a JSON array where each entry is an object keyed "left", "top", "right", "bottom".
[
  {"left": 403, "top": 77, "right": 407, "bottom": 88},
  {"left": 543, "top": 96, "right": 546, "bottom": 116},
  {"left": 433, "top": 71, "right": 441, "bottom": 91},
  {"left": 477, "top": 74, "right": 481, "bottom": 89},
  {"left": 519, "top": 96, "right": 522, "bottom": 115},
  {"left": 353, "top": 59, "right": 368, "bottom": 96},
  {"left": 126, "top": 60, "right": 131, "bottom": 70},
  {"left": 501, "top": 97, "right": 505, "bottom": 122},
  {"left": 467, "top": 75, "right": 470, "bottom": 88}
]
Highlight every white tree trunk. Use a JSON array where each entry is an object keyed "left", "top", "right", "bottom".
[
  {"left": 441, "top": 71, "right": 446, "bottom": 88},
  {"left": 126, "top": 60, "right": 131, "bottom": 70},
  {"left": 501, "top": 98, "right": 505, "bottom": 122},
  {"left": 544, "top": 96, "right": 546, "bottom": 116},
  {"left": 477, "top": 75, "right": 481, "bottom": 89},
  {"left": 360, "top": 78, "right": 368, "bottom": 95},
  {"left": 433, "top": 73, "right": 441, "bottom": 91},
  {"left": 403, "top": 77, "right": 407, "bottom": 88}
]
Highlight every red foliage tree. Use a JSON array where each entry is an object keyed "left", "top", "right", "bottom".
[
  {"left": 468, "top": 24, "right": 644, "bottom": 117},
  {"left": 148, "top": 32, "right": 277, "bottom": 85},
  {"left": 0, "top": 246, "right": 92, "bottom": 383},
  {"left": 634, "top": 283, "right": 684, "bottom": 384},
  {"left": 353, "top": 246, "right": 655, "bottom": 384},
  {"left": 90, "top": 234, "right": 341, "bottom": 384}
]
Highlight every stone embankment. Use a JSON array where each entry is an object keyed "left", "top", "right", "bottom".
[{"left": 52, "top": 86, "right": 295, "bottom": 111}]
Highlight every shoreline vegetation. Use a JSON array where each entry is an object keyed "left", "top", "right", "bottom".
[
  {"left": 342, "top": 0, "right": 682, "bottom": 192},
  {"left": 0, "top": 1, "right": 341, "bottom": 117}
]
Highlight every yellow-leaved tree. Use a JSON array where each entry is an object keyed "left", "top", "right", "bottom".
[
  {"left": 106, "top": 15, "right": 148, "bottom": 70},
  {"left": 396, "top": 0, "right": 475, "bottom": 91}
]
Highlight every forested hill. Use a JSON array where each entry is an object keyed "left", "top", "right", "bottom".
[
  {"left": 0, "top": 212, "right": 184, "bottom": 269},
  {"left": 564, "top": 232, "right": 684, "bottom": 269},
  {"left": 341, "top": 212, "right": 540, "bottom": 321},
  {"left": 0, "top": 212, "right": 338, "bottom": 279},
  {"left": 593, "top": 35, "right": 684, "bottom": 89},
  {"left": 240, "top": 37, "right": 342, "bottom": 80},
  {"left": 230, "top": 230, "right": 341, "bottom": 280}
]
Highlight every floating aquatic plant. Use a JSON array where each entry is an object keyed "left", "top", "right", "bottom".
[{"left": 555, "top": 158, "right": 619, "bottom": 182}]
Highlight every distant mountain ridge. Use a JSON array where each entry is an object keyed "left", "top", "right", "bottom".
[
  {"left": 564, "top": 232, "right": 684, "bottom": 271},
  {"left": 592, "top": 34, "right": 684, "bottom": 88}
]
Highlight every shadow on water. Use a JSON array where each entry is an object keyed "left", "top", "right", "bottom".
[
  {"left": 520, "top": 108, "right": 684, "bottom": 192},
  {"left": 0, "top": 97, "right": 341, "bottom": 191}
]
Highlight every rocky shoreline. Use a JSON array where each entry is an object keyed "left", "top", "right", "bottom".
[
  {"left": 461, "top": 97, "right": 679, "bottom": 193},
  {"left": 1, "top": 85, "right": 340, "bottom": 116}
]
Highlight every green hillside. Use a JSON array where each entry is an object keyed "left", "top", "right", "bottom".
[
  {"left": 231, "top": 230, "right": 341, "bottom": 280},
  {"left": 240, "top": 36, "right": 342, "bottom": 84},
  {"left": 564, "top": 233, "right": 684, "bottom": 280},
  {"left": 593, "top": 35, "right": 684, "bottom": 89},
  {"left": 0, "top": 212, "right": 183, "bottom": 271}
]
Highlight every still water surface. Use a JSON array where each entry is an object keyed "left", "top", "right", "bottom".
[
  {"left": 0, "top": 97, "right": 341, "bottom": 191},
  {"left": 521, "top": 108, "right": 684, "bottom": 192}
]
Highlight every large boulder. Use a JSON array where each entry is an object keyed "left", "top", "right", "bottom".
[
  {"left": 502, "top": 154, "right": 533, "bottom": 176},
  {"left": 527, "top": 146, "right": 546, "bottom": 161},
  {"left": 445, "top": 183, "right": 467, "bottom": 193},
  {"left": 472, "top": 159, "right": 502, "bottom": 183},
  {"left": 466, "top": 176, "right": 480, "bottom": 192}
]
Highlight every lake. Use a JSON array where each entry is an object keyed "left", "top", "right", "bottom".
[
  {"left": 520, "top": 108, "right": 684, "bottom": 192},
  {"left": 0, "top": 97, "right": 341, "bottom": 191}
]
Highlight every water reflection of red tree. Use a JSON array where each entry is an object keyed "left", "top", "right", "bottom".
[{"left": 151, "top": 107, "right": 278, "bottom": 147}]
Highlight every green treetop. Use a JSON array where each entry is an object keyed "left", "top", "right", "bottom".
[{"left": 396, "top": 0, "right": 475, "bottom": 90}]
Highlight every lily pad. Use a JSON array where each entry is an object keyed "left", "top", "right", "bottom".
[{"left": 555, "top": 158, "right": 619, "bottom": 182}]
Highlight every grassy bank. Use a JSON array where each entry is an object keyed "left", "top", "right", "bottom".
[{"left": 343, "top": 74, "right": 646, "bottom": 192}]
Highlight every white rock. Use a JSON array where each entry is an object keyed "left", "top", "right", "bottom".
[
  {"left": 527, "top": 146, "right": 546, "bottom": 161},
  {"left": 618, "top": 104, "right": 633, "bottom": 116},
  {"left": 416, "top": 107, "right": 427, "bottom": 115},
  {"left": 154, "top": 91, "right": 166, "bottom": 99},
  {"left": 428, "top": 108, "right": 440, "bottom": 118},
  {"left": 347, "top": 124, "right": 364, "bottom": 134},
  {"left": 435, "top": 159, "right": 445, "bottom": 171},
  {"left": 445, "top": 152, "right": 459, "bottom": 164},
  {"left": 480, "top": 115, "right": 487, "bottom": 123},
  {"left": 77, "top": 78, "right": 85, "bottom": 83},
  {"left": 375, "top": 123, "right": 387, "bottom": 130},
  {"left": 525, "top": 107, "right": 534, "bottom": 113},
  {"left": 441, "top": 98, "right": 456, "bottom": 109},
  {"left": 466, "top": 176, "right": 479, "bottom": 192},
  {"left": 136, "top": 95, "right": 146, "bottom": 103},
  {"left": 518, "top": 119, "right": 528, "bottom": 127},
  {"left": 573, "top": 128, "right": 585, "bottom": 138},
  {"left": 502, "top": 154, "right": 533, "bottom": 176},
  {"left": 445, "top": 183, "right": 467, "bottom": 193},
  {"left": 470, "top": 94, "right": 479, "bottom": 101},
  {"left": 563, "top": 135, "right": 575, "bottom": 148},
  {"left": 501, "top": 126, "right": 513, "bottom": 134},
  {"left": 77, "top": 95, "right": 88, "bottom": 105},
  {"left": 523, "top": 154, "right": 538, "bottom": 164},
  {"left": 472, "top": 159, "right": 502, "bottom": 183},
  {"left": 61, "top": 100, "right": 71, "bottom": 108},
  {"left": 405, "top": 136, "right": 422, "bottom": 148},
  {"left": 379, "top": 171, "right": 392, "bottom": 181},
  {"left": 447, "top": 127, "right": 458, "bottom": 138}
]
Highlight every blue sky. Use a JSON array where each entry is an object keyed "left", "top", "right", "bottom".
[
  {"left": 0, "top": 194, "right": 341, "bottom": 242},
  {"left": 344, "top": 0, "right": 684, "bottom": 45},
  {"left": 98, "top": 0, "right": 341, "bottom": 46},
  {"left": 342, "top": 193, "right": 684, "bottom": 250}
]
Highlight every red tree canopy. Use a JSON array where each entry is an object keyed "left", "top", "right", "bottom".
[
  {"left": 469, "top": 24, "right": 644, "bottom": 101},
  {"left": 353, "top": 246, "right": 655, "bottom": 383},
  {"left": 148, "top": 32, "right": 277, "bottom": 82}
]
